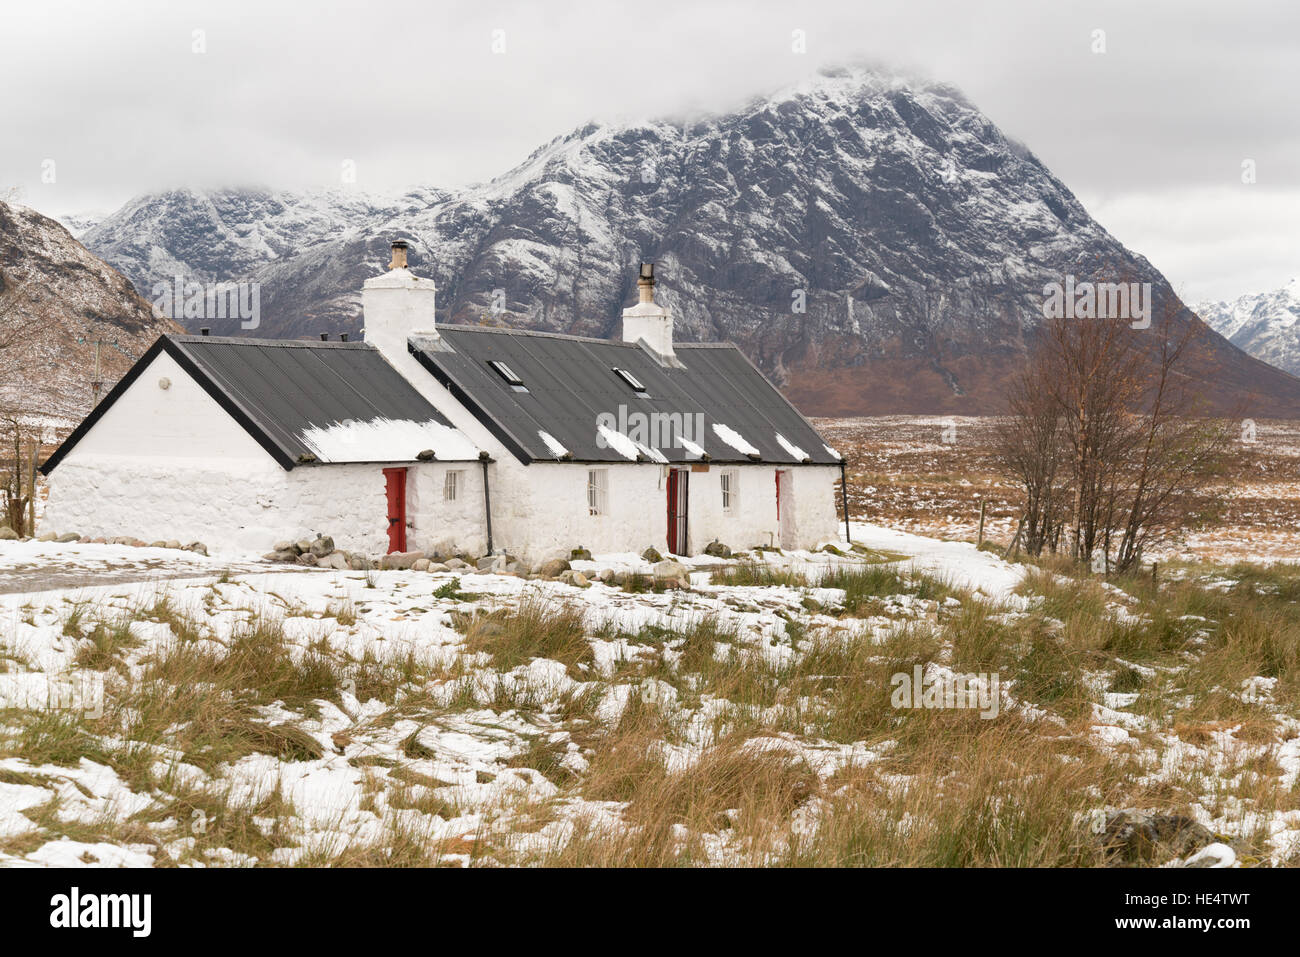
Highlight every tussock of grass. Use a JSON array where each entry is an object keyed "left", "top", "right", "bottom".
[
  {"left": 716, "top": 563, "right": 809, "bottom": 588},
  {"left": 462, "top": 597, "right": 592, "bottom": 674},
  {"left": 73, "top": 616, "right": 142, "bottom": 674},
  {"left": 788, "top": 721, "right": 1109, "bottom": 866},
  {"left": 0, "top": 711, "right": 106, "bottom": 767}
]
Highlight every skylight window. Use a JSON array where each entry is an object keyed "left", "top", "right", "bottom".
[
  {"left": 488, "top": 359, "right": 528, "bottom": 392},
  {"left": 613, "top": 367, "right": 649, "bottom": 397}
]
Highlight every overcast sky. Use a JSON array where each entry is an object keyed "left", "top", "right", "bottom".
[{"left": 2, "top": 0, "right": 1296, "bottom": 303}]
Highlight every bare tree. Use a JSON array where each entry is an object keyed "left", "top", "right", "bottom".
[
  {"left": 995, "top": 358, "right": 1067, "bottom": 556},
  {"left": 0, "top": 260, "right": 42, "bottom": 536},
  {"left": 997, "top": 283, "right": 1231, "bottom": 572}
]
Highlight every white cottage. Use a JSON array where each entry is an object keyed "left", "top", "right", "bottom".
[{"left": 41, "top": 245, "right": 846, "bottom": 561}]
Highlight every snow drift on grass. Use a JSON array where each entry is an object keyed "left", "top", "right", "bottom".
[{"left": 849, "top": 520, "right": 1025, "bottom": 599}]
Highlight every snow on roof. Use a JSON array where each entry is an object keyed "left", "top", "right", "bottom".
[
  {"left": 414, "top": 327, "right": 841, "bottom": 467},
  {"left": 823, "top": 444, "right": 842, "bottom": 461},
  {"left": 775, "top": 432, "right": 809, "bottom": 462},
  {"left": 597, "top": 423, "right": 669, "bottom": 463},
  {"left": 677, "top": 435, "right": 706, "bottom": 459},
  {"left": 298, "top": 418, "right": 480, "bottom": 464},
  {"left": 711, "top": 423, "right": 760, "bottom": 457},
  {"left": 537, "top": 430, "right": 569, "bottom": 459}
]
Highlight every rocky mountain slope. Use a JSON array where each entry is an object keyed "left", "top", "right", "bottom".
[
  {"left": 0, "top": 201, "right": 181, "bottom": 424},
  {"left": 81, "top": 66, "right": 1300, "bottom": 416},
  {"left": 1197, "top": 278, "right": 1300, "bottom": 377}
]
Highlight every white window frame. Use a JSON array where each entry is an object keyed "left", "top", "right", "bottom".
[
  {"left": 444, "top": 470, "right": 461, "bottom": 502},
  {"left": 720, "top": 469, "right": 738, "bottom": 514},
  {"left": 587, "top": 468, "right": 608, "bottom": 516}
]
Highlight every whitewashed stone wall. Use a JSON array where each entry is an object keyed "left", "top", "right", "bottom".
[
  {"left": 40, "top": 352, "right": 485, "bottom": 557},
  {"left": 485, "top": 460, "right": 841, "bottom": 562}
]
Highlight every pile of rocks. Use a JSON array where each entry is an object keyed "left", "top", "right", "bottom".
[
  {"left": 263, "top": 536, "right": 353, "bottom": 570},
  {"left": 0, "top": 528, "right": 208, "bottom": 555},
  {"left": 259, "top": 538, "right": 695, "bottom": 589},
  {"left": 1094, "top": 809, "right": 1243, "bottom": 866},
  {"left": 262, "top": 536, "right": 474, "bottom": 573},
  {"left": 524, "top": 546, "right": 691, "bottom": 590}
]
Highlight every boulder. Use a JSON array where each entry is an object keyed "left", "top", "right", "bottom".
[
  {"left": 296, "top": 553, "right": 319, "bottom": 567},
  {"left": 476, "top": 554, "right": 508, "bottom": 574},
  {"left": 349, "top": 556, "right": 373, "bottom": 571},
  {"left": 426, "top": 562, "right": 450, "bottom": 573},
  {"left": 309, "top": 536, "right": 335, "bottom": 558},
  {"left": 1096, "top": 810, "right": 1217, "bottom": 864},
  {"left": 0, "top": 526, "right": 18, "bottom": 541},
  {"left": 641, "top": 547, "right": 664, "bottom": 563},
  {"left": 535, "top": 558, "right": 570, "bottom": 578},
  {"left": 273, "top": 540, "right": 299, "bottom": 554},
  {"left": 653, "top": 560, "right": 689, "bottom": 584},
  {"left": 37, "top": 531, "right": 57, "bottom": 542},
  {"left": 380, "top": 550, "right": 426, "bottom": 570},
  {"left": 445, "top": 557, "right": 468, "bottom": 570},
  {"left": 57, "top": 532, "right": 81, "bottom": 543},
  {"left": 319, "top": 552, "right": 350, "bottom": 571},
  {"left": 703, "top": 541, "right": 732, "bottom": 558},
  {"left": 163, "top": 539, "right": 182, "bottom": 550},
  {"left": 186, "top": 542, "right": 208, "bottom": 556},
  {"left": 412, "top": 558, "right": 431, "bottom": 572},
  {"left": 149, "top": 540, "right": 167, "bottom": 549},
  {"left": 295, "top": 539, "right": 313, "bottom": 555},
  {"left": 558, "top": 569, "right": 590, "bottom": 588}
]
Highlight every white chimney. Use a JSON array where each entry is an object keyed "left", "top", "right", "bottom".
[
  {"left": 362, "top": 240, "right": 439, "bottom": 366},
  {"left": 621, "top": 262, "right": 675, "bottom": 362}
]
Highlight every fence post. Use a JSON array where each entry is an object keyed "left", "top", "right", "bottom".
[{"left": 977, "top": 500, "right": 986, "bottom": 547}]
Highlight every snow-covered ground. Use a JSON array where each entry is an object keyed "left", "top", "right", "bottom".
[
  {"left": 849, "top": 521, "right": 1024, "bottom": 599},
  {"left": 0, "top": 525, "right": 1296, "bottom": 867}
]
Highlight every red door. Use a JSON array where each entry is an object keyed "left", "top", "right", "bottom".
[
  {"left": 384, "top": 467, "right": 407, "bottom": 553},
  {"left": 666, "top": 469, "right": 688, "bottom": 555}
]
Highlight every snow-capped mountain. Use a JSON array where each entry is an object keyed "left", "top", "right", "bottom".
[
  {"left": 79, "top": 65, "right": 1300, "bottom": 416},
  {"left": 0, "top": 201, "right": 181, "bottom": 422},
  {"left": 52, "top": 212, "right": 107, "bottom": 239},
  {"left": 1196, "top": 278, "right": 1300, "bottom": 376}
]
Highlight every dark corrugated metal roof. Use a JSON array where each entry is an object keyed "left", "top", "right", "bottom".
[
  {"left": 412, "top": 326, "right": 840, "bottom": 466},
  {"left": 43, "top": 335, "right": 477, "bottom": 473}
]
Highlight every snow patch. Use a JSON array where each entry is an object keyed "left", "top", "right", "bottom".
[
  {"left": 298, "top": 418, "right": 479, "bottom": 463},
  {"left": 775, "top": 433, "right": 809, "bottom": 462},
  {"left": 537, "top": 430, "right": 569, "bottom": 459},
  {"left": 596, "top": 424, "right": 668, "bottom": 463},
  {"left": 711, "top": 423, "right": 759, "bottom": 457}
]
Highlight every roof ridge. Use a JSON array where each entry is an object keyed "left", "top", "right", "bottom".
[
  {"left": 430, "top": 324, "right": 739, "bottom": 350},
  {"left": 166, "top": 334, "right": 370, "bottom": 349}
]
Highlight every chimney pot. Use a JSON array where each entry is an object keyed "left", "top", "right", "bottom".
[
  {"left": 623, "top": 262, "right": 675, "bottom": 361},
  {"left": 637, "top": 262, "right": 656, "bottom": 303},
  {"left": 389, "top": 240, "right": 410, "bottom": 270}
]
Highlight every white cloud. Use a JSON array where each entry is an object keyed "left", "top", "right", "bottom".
[{"left": 5, "top": 0, "right": 1297, "bottom": 301}]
